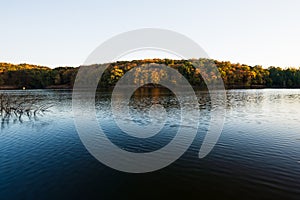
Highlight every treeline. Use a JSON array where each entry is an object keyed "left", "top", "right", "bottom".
[
  {"left": 0, "top": 63, "right": 77, "bottom": 89},
  {"left": 1, "top": 59, "right": 300, "bottom": 89}
]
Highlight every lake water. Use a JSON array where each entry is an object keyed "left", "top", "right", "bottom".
[{"left": 1, "top": 89, "right": 300, "bottom": 199}]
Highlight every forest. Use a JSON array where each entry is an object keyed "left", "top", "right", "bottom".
[{"left": 1, "top": 59, "right": 300, "bottom": 89}]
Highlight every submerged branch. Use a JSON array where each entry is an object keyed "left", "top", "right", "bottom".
[{"left": 0, "top": 93, "right": 52, "bottom": 121}]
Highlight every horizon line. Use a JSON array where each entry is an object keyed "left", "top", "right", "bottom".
[{"left": 1, "top": 58, "right": 300, "bottom": 70}]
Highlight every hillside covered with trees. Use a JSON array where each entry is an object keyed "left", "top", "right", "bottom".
[
  {"left": 0, "top": 59, "right": 300, "bottom": 89},
  {"left": 0, "top": 63, "right": 77, "bottom": 89}
]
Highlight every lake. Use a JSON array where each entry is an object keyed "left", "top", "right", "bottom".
[{"left": 1, "top": 89, "right": 300, "bottom": 199}]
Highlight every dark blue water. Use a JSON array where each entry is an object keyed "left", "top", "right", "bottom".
[{"left": 1, "top": 89, "right": 300, "bottom": 199}]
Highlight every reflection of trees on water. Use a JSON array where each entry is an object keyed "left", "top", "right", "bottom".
[
  {"left": 129, "top": 87, "right": 180, "bottom": 112},
  {"left": 0, "top": 94, "right": 52, "bottom": 129}
]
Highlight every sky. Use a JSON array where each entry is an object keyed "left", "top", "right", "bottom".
[{"left": 0, "top": 0, "right": 300, "bottom": 68}]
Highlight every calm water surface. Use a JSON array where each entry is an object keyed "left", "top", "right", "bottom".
[{"left": 1, "top": 89, "right": 300, "bottom": 199}]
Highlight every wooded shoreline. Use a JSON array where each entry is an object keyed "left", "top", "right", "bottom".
[{"left": 1, "top": 59, "right": 300, "bottom": 90}]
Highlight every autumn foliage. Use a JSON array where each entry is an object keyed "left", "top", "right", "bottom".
[{"left": 1, "top": 59, "right": 300, "bottom": 89}]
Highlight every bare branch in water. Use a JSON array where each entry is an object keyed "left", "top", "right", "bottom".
[{"left": 0, "top": 94, "right": 52, "bottom": 122}]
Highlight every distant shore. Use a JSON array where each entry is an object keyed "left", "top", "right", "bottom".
[
  {"left": 0, "top": 84, "right": 72, "bottom": 90},
  {"left": 1, "top": 84, "right": 300, "bottom": 90},
  {"left": 1, "top": 59, "right": 300, "bottom": 90}
]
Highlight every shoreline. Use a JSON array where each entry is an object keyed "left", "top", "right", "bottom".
[{"left": 1, "top": 85, "right": 300, "bottom": 90}]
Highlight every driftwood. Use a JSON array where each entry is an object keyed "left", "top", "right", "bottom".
[{"left": 0, "top": 93, "right": 52, "bottom": 121}]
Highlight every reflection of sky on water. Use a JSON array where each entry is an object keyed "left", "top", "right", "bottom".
[{"left": 1, "top": 89, "right": 300, "bottom": 199}]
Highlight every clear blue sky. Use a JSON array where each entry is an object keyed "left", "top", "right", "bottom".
[{"left": 1, "top": 0, "right": 299, "bottom": 68}]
